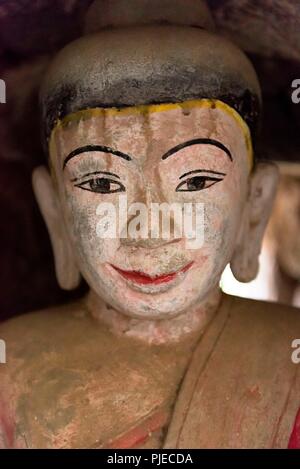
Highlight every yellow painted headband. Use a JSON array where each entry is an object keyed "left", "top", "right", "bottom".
[{"left": 51, "top": 98, "right": 254, "bottom": 169}]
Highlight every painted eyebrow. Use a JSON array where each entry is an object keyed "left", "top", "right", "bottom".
[
  {"left": 179, "top": 169, "right": 226, "bottom": 179},
  {"left": 63, "top": 144, "right": 132, "bottom": 169},
  {"left": 161, "top": 138, "right": 233, "bottom": 161},
  {"left": 71, "top": 170, "right": 120, "bottom": 182}
]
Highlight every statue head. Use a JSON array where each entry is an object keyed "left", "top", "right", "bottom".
[{"left": 33, "top": 0, "right": 279, "bottom": 320}]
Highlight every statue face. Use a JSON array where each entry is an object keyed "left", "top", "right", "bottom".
[{"left": 48, "top": 100, "right": 252, "bottom": 319}]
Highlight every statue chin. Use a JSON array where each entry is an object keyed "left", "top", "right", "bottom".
[{"left": 81, "top": 254, "right": 222, "bottom": 322}]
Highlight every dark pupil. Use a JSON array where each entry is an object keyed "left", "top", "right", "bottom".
[
  {"left": 90, "top": 178, "right": 111, "bottom": 192},
  {"left": 187, "top": 176, "right": 205, "bottom": 191}
]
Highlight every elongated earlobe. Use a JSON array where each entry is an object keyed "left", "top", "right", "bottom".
[
  {"left": 230, "top": 162, "right": 279, "bottom": 283},
  {"left": 32, "top": 166, "right": 81, "bottom": 290}
]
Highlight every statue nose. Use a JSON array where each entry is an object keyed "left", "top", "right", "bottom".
[
  {"left": 120, "top": 212, "right": 181, "bottom": 248},
  {"left": 119, "top": 187, "right": 183, "bottom": 248}
]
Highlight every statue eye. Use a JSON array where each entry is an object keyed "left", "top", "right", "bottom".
[
  {"left": 75, "top": 177, "right": 125, "bottom": 194},
  {"left": 176, "top": 175, "right": 223, "bottom": 192}
]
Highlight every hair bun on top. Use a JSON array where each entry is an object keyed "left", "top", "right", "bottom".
[{"left": 84, "top": 0, "right": 215, "bottom": 34}]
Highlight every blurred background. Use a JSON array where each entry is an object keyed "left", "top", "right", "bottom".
[{"left": 0, "top": 0, "right": 299, "bottom": 321}]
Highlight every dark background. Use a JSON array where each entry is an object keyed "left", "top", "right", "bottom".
[{"left": 0, "top": 0, "right": 299, "bottom": 321}]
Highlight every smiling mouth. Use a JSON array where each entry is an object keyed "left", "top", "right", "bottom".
[{"left": 110, "top": 262, "right": 194, "bottom": 285}]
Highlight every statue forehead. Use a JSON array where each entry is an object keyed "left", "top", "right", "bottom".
[{"left": 49, "top": 99, "right": 253, "bottom": 170}]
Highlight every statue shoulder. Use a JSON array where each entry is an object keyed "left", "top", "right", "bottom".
[
  {"left": 224, "top": 294, "right": 300, "bottom": 365},
  {"left": 0, "top": 301, "right": 182, "bottom": 448},
  {"left": 0, "top": 301, "right": 110, "bottom": 448},
  {"left": 0, "top": 301, "right": 96, "bottom": 370},
  {"left": 226, "top": 293, "right": 300, "bottom": 327}
]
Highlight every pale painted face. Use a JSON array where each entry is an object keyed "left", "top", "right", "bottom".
[{"left": 49, "top": 100, "right": 252, "bottom": 319}]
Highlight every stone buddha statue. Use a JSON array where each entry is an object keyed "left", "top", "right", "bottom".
[{"left": 0, "top": 0, "right": 299, "bottom": 449}]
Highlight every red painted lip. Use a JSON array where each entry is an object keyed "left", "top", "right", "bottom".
[{"left": 110, "top": 262, "right": 194, "bottom": 285}]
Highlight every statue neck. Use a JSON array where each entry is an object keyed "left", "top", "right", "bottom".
[{"left": 84, "top": 287, "right": 222, "bottom": 345}]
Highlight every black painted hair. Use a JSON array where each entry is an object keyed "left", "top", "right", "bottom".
[{"left": 42, "top": 83, "right": 260, "bottom": 152}]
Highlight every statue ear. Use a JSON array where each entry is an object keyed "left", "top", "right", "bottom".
[
  {"left": 32, "top": 166, "right": 81, "bottom": 290},
  {"left": 230, "top": 162, "right": 279, "bottom": 282}
]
